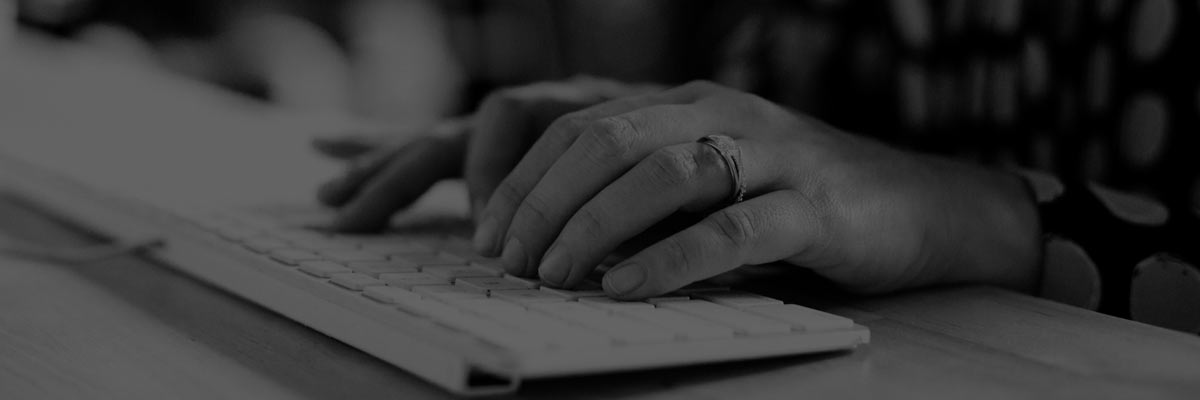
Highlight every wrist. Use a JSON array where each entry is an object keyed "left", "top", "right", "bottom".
[{"left": 930, "top": 159, "right": 1043, "bottom": 292}]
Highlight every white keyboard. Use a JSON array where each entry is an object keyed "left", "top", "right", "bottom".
[{"left": 181, "top": 206, "right": 869, "bottom": 395}]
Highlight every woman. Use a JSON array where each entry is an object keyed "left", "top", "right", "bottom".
[{"left": 315, "top": 1, "right": 1199, "bottom": 332}]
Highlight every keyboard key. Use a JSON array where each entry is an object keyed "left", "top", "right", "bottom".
[
  {"left": 444, "top": 298, "right": 526, "bottom": 315},
  {"left": 423, "top": 265, "right": 502, "bottom": 280},
  {"left": 741, "top": 304, "right": 854, "bottom": 332},
  {"left": 475, "top": 305, "right": 612, "bottom": 348},
  {"left": 345, "top": 261, "right": 420, "bottom": 277},
  {"left": 320, "top": 250, "right": 388, "bottom": 262},
  {"left": 695, "top": 291, "right": 784, "bottom": 308},
  {"left": 379, "top": 272, "right": 450, "bottom": 288},
  {"left": 413, "top": 285, "right": 488, "bottom": 301},
  {"left": 360, "top": 242, "right": 433, "bottom": 255},
  {"left": 500, "top": 274, "right": 540, "bottom": 289},
  {"left": 578, "top": 297, "right": 656, "bottom": 311},
  {"left": 298, "top": 261, "right": 353, "bottom": 278},
  {"left": 362, "top": 285, "right": 423, "bottom": 304},
  {"left": 269, "top": 249, "right": 322, "bottom": 265},
  {"left": 619, "top": 307, "right": 736, "bottom": 340},
  {"left": 455, "top": 277, "right": 533, "bottom": 293},
  {"left": 329, "top": 273, "right": 386, "bottom": 291},
  {"left": 659, "top": 301, "right": 791, "bottom": 336},
  {"left": 530, "top": 302, "right": 674, "bottom": 344},
  {"left": 432, "top": 309, "right": 548, "bottom": 351},
  {"left": 393, "top": 253, "right": 468, "bottom": 267},
  {"left": 539, "top": 286, "right": 607, "bottom": 299},
  {"left": 491, "top": 289, "right": 568, "bottom": 305}
]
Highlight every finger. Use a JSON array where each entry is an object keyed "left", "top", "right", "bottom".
[
  {"left": 316, "top": 141, "right": 408, "bottom": 207},
  {"left": 330, "top": 133, "right": 466, "bottom": 232},
  {"left": 464, "top": 86, "right": 599, "bottom": 225},
  {"left": 474, "top": 83, "right": 723, "bottom": 263},
  {"left": 498, "top": 103, "right": 745, "bottom": 277},
  {"left": 312, "top": 135, "right": 382, "bottom": 160},
  {"left": 601, "top": 190, "right": 824, "bottom": 299},
  {"left": 536, "top": 142, "right": 730, "bottom": 287},
  {"left": 469, "top": 86, "right": 702, "bottom": 257}
]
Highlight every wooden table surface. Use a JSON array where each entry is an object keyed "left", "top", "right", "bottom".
[{"left": 3, "top": 32, "right": 1200, "bottom": 400}]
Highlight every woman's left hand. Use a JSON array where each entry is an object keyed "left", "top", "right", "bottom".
[{"left": 477, "top": 81, "right": 1041, "bottom": 299}]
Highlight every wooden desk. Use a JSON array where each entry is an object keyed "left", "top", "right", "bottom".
[{"left": 3, "top": 195, "right": 1200, "bottom": 400}]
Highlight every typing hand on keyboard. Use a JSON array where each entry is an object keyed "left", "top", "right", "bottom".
[{"left": 314, "top": 79, "right": 1042, "bottom": 301}]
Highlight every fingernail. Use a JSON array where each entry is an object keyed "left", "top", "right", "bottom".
[
  {"left": 472, "top": 217, "right": 499, "bottom": 256},
  {"left": 604, "top": 264, "right": 644, "bottom": 296},
  {"left": 538, "top": 244, "right": 570, "bottom": 287},
  {"left": 500, "top": 237, "right": 527, "bottom": 276}
]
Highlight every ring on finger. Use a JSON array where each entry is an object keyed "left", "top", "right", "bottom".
[{"left": 696, "top": 134, "right": 746, "bottom": 204}]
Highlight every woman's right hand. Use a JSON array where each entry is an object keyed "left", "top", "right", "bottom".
[{"left": 314, "top": 77, "right": 661, "bottom": 232}]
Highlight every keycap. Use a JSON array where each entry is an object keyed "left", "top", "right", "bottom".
[
  {"left": 619, "top": 307, "right": 736, "bottom": 340},
  {"left": 455, "top": 277, "right": 534, "bottom": 293},
  {"left": 530, "top": 302, "right": 674, "bottom": 344},
  {"left": 423, "top": 265, "right": 502, "bottom": 280},
  {"left": 329, "top": 273, "right": 386, "bottom": 290},
  {"left": 414, "top": 285, "right": 488, "bottom": 301},
  {"left": 298, "top": 261, "right": 354, "bottom": 278},
  {"left": 432, "top": 309, "right": 548, "bottom": 351},
  {"left": 393, "top": 253, "right": 468, "bottom": 266},
  {"left": 741, "top": 304, "right": 854, "bottom": 332},
  {"left": 383, "top": 295, "right": 548, "bottom": 350},
  {"left": 360, "top": 242, "right": 433, "bottom": 255},
  {"left": 444, "top": 298, "right": 527, "bottom": 315},
  {"left": 269, "top": 249, "right": 322, "bottom": 265},
  {"left": 659, "top": 301, "right": 791, "bottom": 336},
  {"left": 500, "top": 274, "right": 540, "bottom": 289},
  {"left": 695, "top": 291, "right": 784, "bottom": 308},
  {"left": 379, "top": 272, "right": 450, "bottom": 288},
  {"left": 320, "top": 250, "right": 388, "bottom": 262},
  {"left": 479, "top": 305, "right": 612, "bottom": 347},
  {"left": 345, "top": 261, "right": 420, "bottom": 277},
  {"left": 539, "top": 286, "right": 607, "bottom": 299},
  {"left": 491, "top": 289, "right": 569, "bottom": 305},
  {"left": 578, "top": 297, "right": 656, "bottom": 311},
  {"left": 363, "top": 286, "right": 423, "bottom": 304}
]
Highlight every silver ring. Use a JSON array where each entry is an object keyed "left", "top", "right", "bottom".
[{"left": 697, "top": 135, "right": 746, "bottom": 204}]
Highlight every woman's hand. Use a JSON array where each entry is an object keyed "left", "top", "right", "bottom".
[
  {"left": 314, "top": 77, "right": 661, "bottom": 232},
  {"left": 320, "top": 80, "right": 1043, "bottom": 299}
]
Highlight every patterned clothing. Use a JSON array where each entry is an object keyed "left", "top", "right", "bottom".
[{"left": 709, "top": 0, "right": 1199, "bottom": 330}]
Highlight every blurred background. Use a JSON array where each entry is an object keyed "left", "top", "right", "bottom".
[
  {"left": 5, "top": 0, "right": 730, "bottom": 127},
  {"left": 4, "top": 0, "right": 1198, "bottom": 213}
]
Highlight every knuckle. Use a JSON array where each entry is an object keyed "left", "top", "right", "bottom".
[
  {"left": 516, "top": 190, "right": 556, "bottom": 226},
  {"left": 570, "top": 206, "right": 610, "bottom": 241},
  {"left": 645, "top": 147, "right": 700, "bottom": 187},
  {"left": 658, "top": 237, "right": 699, "bottom": 279},
  {"left": 545, "top": 111, "right": 593, "bottom": 138},
  {"left": 490, "top": 182, "right": 525, "bottom": 209},
  {"left": 583, "top": 115, "right": 643, "bottom": 160},
  {"left": 708, "top": 207, "right": 758, "bottom": 248}
]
